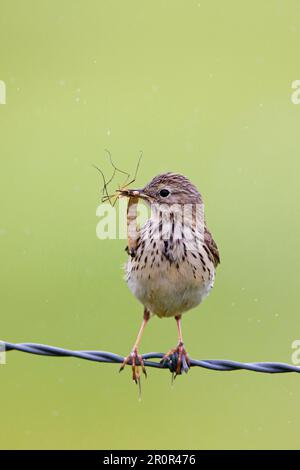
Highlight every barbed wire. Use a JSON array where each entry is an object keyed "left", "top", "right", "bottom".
[{"left": 1, "top": 341, "right": 300, "bottom": 374}]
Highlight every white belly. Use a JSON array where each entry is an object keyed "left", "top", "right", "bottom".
[
  {"left": 128, "top": 272, "right": 212, "bottom": 318},
  {"left": 125, "top": 217, "right": 216, "bottom": 318},
  {"left": 126, "top": 255, "right": 215, "bottom": 318}
]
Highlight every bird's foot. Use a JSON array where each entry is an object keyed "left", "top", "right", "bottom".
[
  {"left": 119, "top": 348, "right": 147, "bottom": 384},
  {"left": 161, "top": 342, "right": 190, "bottom": 376}
]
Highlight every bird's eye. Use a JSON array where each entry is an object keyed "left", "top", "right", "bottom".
[{"left": 159, "top": 189, "right": 170, "bottom": 197}]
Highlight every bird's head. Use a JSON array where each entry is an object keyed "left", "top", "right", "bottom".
[{"left": 118, "top": 172, "right": 202, "bottom": 206}]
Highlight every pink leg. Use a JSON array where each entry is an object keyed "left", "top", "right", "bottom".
[
  {"left": 120, "top": 309, "right": 150, "bottom": 383},
  {"left": 162, "top": 315, "right": 190, "bottom": 376}
]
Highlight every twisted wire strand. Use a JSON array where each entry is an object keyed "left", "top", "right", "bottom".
[{"left": 1, "top": 341, "right": 300, "bottom": 374}]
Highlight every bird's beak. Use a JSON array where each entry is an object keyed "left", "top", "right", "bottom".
[{"left": 118, "top": 188, "right": 149, "bottom": 200}]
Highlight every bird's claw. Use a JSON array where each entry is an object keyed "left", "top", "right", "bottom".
[
  {"left": 161, "top": 342, "right": 190, "bottom": 376},
  {"left": 119, "top": 349, "right": 147, "bottom": 383}
]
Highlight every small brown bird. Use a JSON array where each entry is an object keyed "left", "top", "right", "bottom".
[{"left": 119, "top": 173, "right": 220, "bottom": 382}]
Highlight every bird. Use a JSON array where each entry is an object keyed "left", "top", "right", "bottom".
[{"left": 119, "top": 172, "right": 220, "bottom": 382}]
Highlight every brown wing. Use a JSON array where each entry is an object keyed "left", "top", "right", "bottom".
[{"left": 204, "top": 227, "right": 220, "bottom": 268}]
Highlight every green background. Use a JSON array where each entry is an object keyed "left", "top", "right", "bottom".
[{"left": 1, "top": 0, "right": 300, "bottom": 450}]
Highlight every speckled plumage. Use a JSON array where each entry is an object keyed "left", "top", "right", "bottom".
[
  {"left": 124, "top": 173, "right": 219, "bottom": 318},
  {"left": 120, "top": 173, "right": 220, "bottom": 381}
]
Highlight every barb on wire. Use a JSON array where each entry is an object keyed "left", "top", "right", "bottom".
[{"left": 1, "top": 341, "right": 300, "bottom": 374}]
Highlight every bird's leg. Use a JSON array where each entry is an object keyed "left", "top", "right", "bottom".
[
  {"left": 120, "top": 308, "right": 150, "bottom": 383},
  {"left": 161, "top": 315, "right": 190, "bottom": 376}
]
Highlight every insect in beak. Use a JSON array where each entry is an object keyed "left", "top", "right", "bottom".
[{"left": 117, "top": 188, "right": 149, "bottom": 200}]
